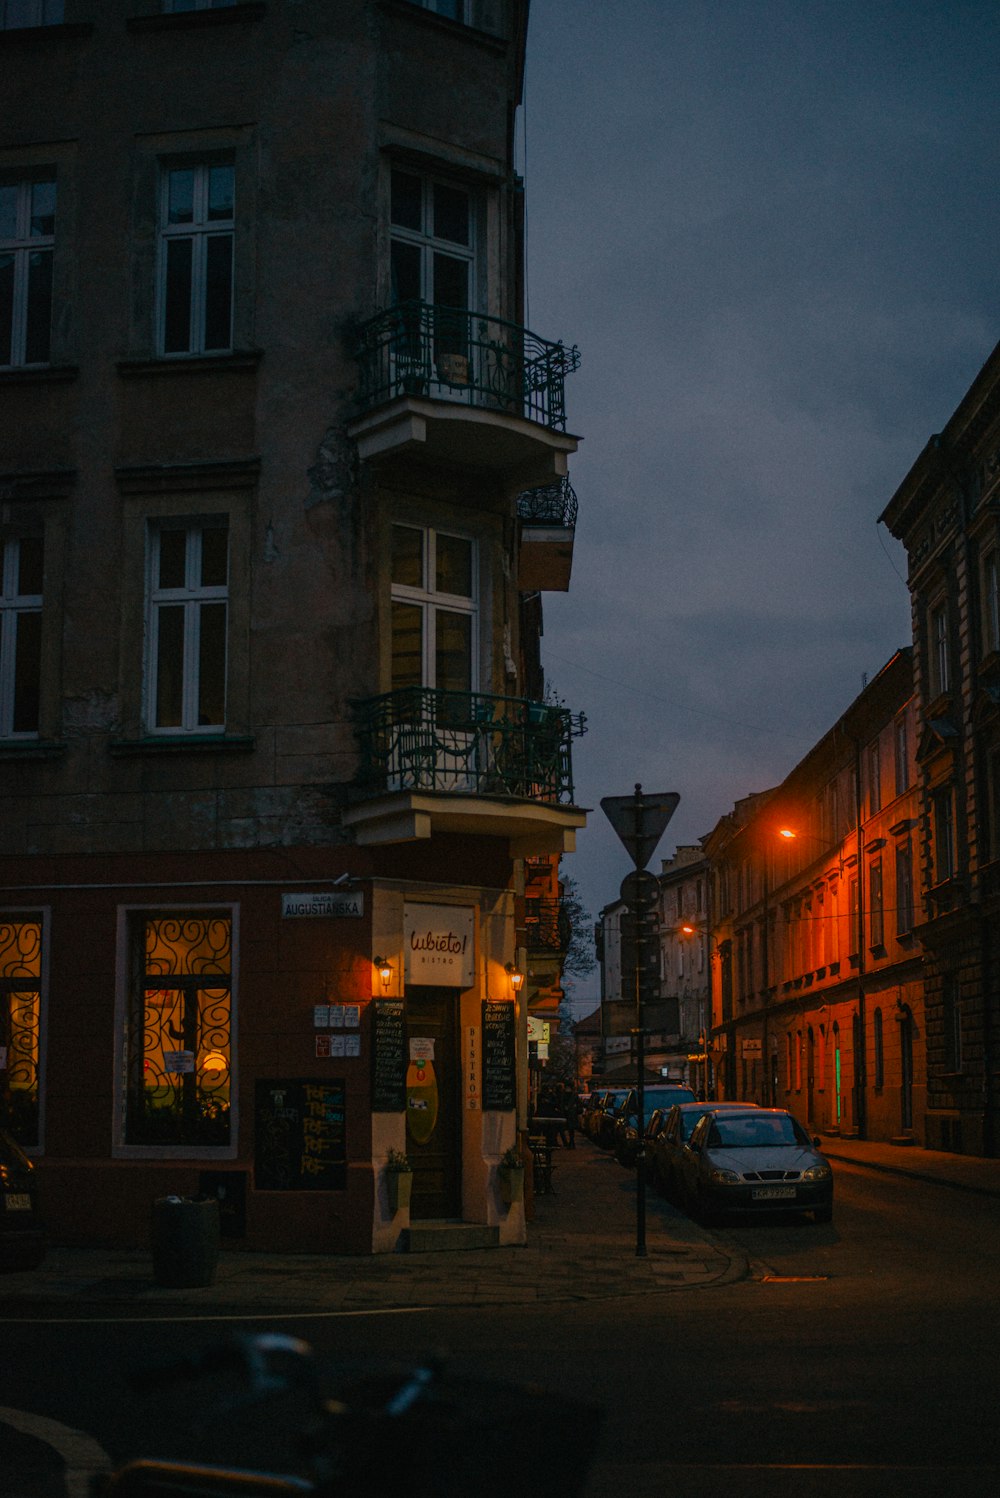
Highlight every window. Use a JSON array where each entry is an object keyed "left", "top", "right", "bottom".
[
  {"left": 983, "top": 549, "right": 1000, "bottom": 657},
  {"left": 868, "top": 739, "right": 881, "bottom": 815},
  {"left": 868, "top": 858, "right": 884, "bottom": 948},
  {"left": 390, "top": 166, "right": 474, "bottom": 314},
  {"left": 0, "top": 535, "right": 43, "bottom": 738},
  {"left": 146, "top": 520, "right": 228, "bottom": 734},
  {"left": 942, "top": 975, "right": 962, "bottom": 1073},
  {"left": 0, "top": 915, "right": 43, "bottom": 1146},
  {"left": 928, "top": 600, "right": 950, "bottom": 697},
  {"left": 163, "top": 2, "right": 237, "bottom": 11},
  {"left": 158, "top": 162, "right": 234, "bottom": 355},
  {"left": 121, "top": 912, "right": 232, "bottom": 1149},
  {"left": 873, "top": 1008, "right": 884, "bottom": 1090},
  {"left": 403, "top": 1, "right": 469, "bottom": 22},
  {"left": 848, "top": 875, "right": 859, "bottom": 957},
  {"left": 1, "top": 1, "right": 63, "bottom": 26},
  {"left": 895, "top": 840, "right": 914, "bottom": 935},
  {"left": 390, "top": 523, "right": 476, "bottom": 694},
  {"left": 933, "top": 788, "right": 956, "bottom": 883},
  {"left": 894, "top": 712, "right": 909, "bottom": 796},
  {"left": 1, "top": 176, "right": 55, "bottom": 367}
]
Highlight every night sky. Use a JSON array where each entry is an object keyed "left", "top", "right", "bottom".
[{"left": 521, "top": 0, "right": 1000, "bottom": 1007}]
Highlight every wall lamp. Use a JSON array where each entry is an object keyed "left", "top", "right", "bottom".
[
  {"left": 373, "top": 956, "right": 393, "bottom": 991},
  {"left": 504, "top": 962, "right": 525, "bottom": 994}
]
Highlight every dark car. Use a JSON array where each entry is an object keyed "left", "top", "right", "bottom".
[
  {"left": 648, "top": 1100, "right": 757, "bottom": 1200},
  {"left": 593, "top": 1088, "right": 632, "bottom": 1150},
  {"left": 612, "top": 1084, "right": 695, "bottom": 1167},
  {"left": 0, "top": 1128, "right": 46, "bottom": 1271},
  {"left": 677, "top": 1107, "right": 834, "bottom": 1224}
]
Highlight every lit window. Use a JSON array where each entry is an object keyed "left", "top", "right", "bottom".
[
  {"left": 0, "top": 176, "right": 55, "bottom": 367},
  {"left": 1, "top": 1, "right": 63, "bottom": 26},
  {"left": 122, "top": 912, "right": 232, "bottom": 1149},
  {"left": 158, "top": 162, "right": 234, "bottom": 355},
  {"left": 0, "top": 535, "right": 43, "bottom": 738},
  {"left": 146, "top": 521, "right": 228, "bottom": 733},
  {"left": 0, "top": 915, "right": 43, "bottom": 1146}
]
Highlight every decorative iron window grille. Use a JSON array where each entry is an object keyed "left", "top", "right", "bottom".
[
  {"left": 125, "top": 914, "right": 232, "bottom": 1148},
  {"left": 0, "top": 917, "right": 41, "bottom": 1145},
  {"left": 516, "top": 477, "right": 579, "bottom": 529},
  {"left": 352, "top": 687, "right": 585, "bottom": 804},
  {"left": 354, "top": 301, "right": 580, "bottom": 431},
  {"left": 525, "top": 897, "right": 572, "bottom": 953}
]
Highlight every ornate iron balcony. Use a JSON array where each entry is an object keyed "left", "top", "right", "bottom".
[
  {"left": 354, "top": 301, "right": 580, "bottom": 430},
  {"left": 525, "top": 897, "right": 573, "bottom": 954},
  {"left": 353, "top": 688, "right": 586, "bottom": 804},
  {"left": 517, "top": 476, "right": 579, "bottom": 528}
]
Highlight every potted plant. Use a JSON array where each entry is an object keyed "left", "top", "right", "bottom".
[
  {"left": 385, "top": 1148, "right": 413, "bottom": 1214},
  {"left": 497, "top": 1144, "right": 525, "bottom": 1206}
]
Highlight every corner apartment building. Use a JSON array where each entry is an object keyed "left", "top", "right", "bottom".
[
  {"left": 880, "top": 340, "right": 1000, "bottom": 1157},
  {"left": 0, "top": 0, "right": 586, "bottom": 1252},
  {"left": 706, "top": 652, "right": 924, "bottom": 1144}
]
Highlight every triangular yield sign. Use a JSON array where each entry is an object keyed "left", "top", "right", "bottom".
[{"left": 600, "top": 789, "right": 680, "bottom": 869}]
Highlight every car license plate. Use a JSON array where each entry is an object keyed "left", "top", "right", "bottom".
[
  {"left": 4, "top": 1193, "right": 32, "bottom": 1212},
  {"left": 752, "top": 1186, "right": 796, "bottom": 1201}
]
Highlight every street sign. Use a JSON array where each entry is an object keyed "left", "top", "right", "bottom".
[
  {"left": 601, "top": 787, "right": 680, "bottom": 869},
  {"left": 619, "top": 869, "right": 660, "bottom": 911}
]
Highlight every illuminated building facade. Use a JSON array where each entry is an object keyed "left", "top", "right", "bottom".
[{"left": 0, "top": 0, "right": 586, "bottom": 1250}]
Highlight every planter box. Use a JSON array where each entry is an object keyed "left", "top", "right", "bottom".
[
  {"left": 386, "top": 1170, "right": 413, "bottom": 1214},
  {"left": 499, "top": 1165, "right": 524, "bottom": 1206}
]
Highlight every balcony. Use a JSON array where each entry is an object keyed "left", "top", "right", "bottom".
[
  {"left": 344, "top": 687, "right": 588, "bottom": 855},
  {"left": 525, "top": 897, "right": 572, "bottom": 954},
  {"left": 517, "top": 476, "right": 578, "bottom": 592},
  {"left": 347, "top": 302, "right": 581, "bottom": 490}
]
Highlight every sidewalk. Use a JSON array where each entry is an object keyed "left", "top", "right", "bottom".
[{"left": 2, "top": 1135, "right": 996, "bottom": 1317}]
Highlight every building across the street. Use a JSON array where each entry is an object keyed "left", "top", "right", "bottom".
[{"left": 0, "top": 0, "right": 586, "bottom": 1251}]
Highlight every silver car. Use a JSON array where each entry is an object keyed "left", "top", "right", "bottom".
[{"left": 678, "top": 1107, "right": 834, "bottom": 1224}]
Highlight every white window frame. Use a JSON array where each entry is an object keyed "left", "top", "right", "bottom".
[
  {"left": 0, "top": 535, "right": 43, "bottom": 739},
  {"left": 390, "top": 523, "right": 478, "bottom": 693},
  {"left": 0, "top": 1, "right": 63, "bottom": 27},
  {"left": 390, "top": 166, "right": 476, "bottom": 310},
  {"left": 145, "top": 519, "right": 229, "bottom": 735},
  {"left": 157, "top": 160, "right": 234, "bottom": 357},
  {"left": 0, "top": 175, "right": 55, "bottom": 367}
]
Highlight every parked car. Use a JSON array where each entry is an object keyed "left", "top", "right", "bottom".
[
  {"left": 677, "top": 1107, "right": 834, "bottom": 1224},
  {"left": 612, "top": 1084, "right": 695, "bottom": 1167},
  {"left": 648, "top": 1101, "right": 757, "bottom": 1200},
  {"left": 593, "top": 1089, "right": 632, "bottom": 1150},
  {"left": 579, "top": 1093, "right": 607, "bottom": 1141},
  {"left": 0, "top": 1128, "right": 46, "bottom": 1271}
]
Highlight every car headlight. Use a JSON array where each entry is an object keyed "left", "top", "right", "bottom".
[
  {"left": 708, "top": 1167, "right": 742, "bottom": 1186},
  {"left": 800, "top": 1163, "right": 832, "bottom": 1183}
]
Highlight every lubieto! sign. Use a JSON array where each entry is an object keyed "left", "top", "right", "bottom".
[{"left": 403, "top": 903, "right": 475, "bottom": 988}]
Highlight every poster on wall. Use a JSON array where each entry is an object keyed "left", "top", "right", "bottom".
[
  {"left": 372, "top": 999, "right": 406, "bottom": 1111},
  {"left": 482, "top": 1001, "right": 516, "bottom": 1110},
  {"left": 403, "top": 903, "right": 475, "bottom": 988},
  {"left": 254, "top": 1078, "right": 346, "bottom": 1190}
]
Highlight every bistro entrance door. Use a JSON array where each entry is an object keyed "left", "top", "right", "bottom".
[{"left": 405, "top": 986, "right": 460, "bottom": 1218}]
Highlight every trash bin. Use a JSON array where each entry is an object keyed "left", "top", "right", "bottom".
[{"left": 151, "top": 1195, "right": 220, "bottom": 1288}]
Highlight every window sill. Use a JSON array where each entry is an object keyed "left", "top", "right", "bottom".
[
  {"left": 127, "top": 5, "right": 266, "bottom": 35},
  {"left": 0, "top": 739, "right": 67, "bottom": 761},
  {"left": 0, "top": 23, "right": 94, "bottom": 45},
  {"left": 0, "top": 364, "right": 79, "bottom": 384},
  {"left": 117, "top": 351, "right": 262, "bottom": 378},
  {"left": 109, "top": 734, "right": 255, "bottom": 756}
]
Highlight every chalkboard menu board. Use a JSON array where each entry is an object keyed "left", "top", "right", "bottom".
[
  {"left": 482, "top": 1001, "right": 516, "bottom": 1111},
  {"left": 372, "top": 999, "right": 406, "bottom": 1112},
  {"left": 254, "top": 1078, "right": 346, "bottom": 1191}
]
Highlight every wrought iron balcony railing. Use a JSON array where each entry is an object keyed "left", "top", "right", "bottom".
[
  {"left": 517, "top": 476, "right": 579, "bottom": 528},
  {"left": 354, "top": 301, "right": 581, "bottom": 431},
  {"left": 353, "top": 688, "right": 586, "bottom": 804},
  {"left": 525, "top": 897, "right": 573, "bottom": 954}
]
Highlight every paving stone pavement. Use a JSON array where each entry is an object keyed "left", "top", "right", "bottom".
[{"left": 3, "top": 1132, "right": 997, "bottom": 1317}]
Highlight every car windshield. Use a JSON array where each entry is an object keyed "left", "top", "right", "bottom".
[{"left": 708, "top": 1113, "right": 807, "bottom": 1148}]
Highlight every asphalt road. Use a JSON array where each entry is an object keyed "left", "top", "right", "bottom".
[{"left": 2, "top": 1160, "right": 999, "bottom": 1498}]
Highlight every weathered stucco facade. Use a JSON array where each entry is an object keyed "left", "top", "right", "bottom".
[{"left": 1, "top": 0, "right": 586, "bottom": 1250}]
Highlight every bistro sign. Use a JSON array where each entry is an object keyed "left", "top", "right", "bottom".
[
  {"left": 403, "top": 902, "right": 475, "bottom": 988},
  {"left": 282, "top": 891, "right": 364, "bottom": 919}
]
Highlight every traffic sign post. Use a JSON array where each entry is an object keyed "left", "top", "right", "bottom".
[{"left": 602, "top": 785, "right": 680, "bottom": 1258}]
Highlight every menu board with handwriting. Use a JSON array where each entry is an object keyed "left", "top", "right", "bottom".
[
  {"left": 254, "top": 1078, "right": 346, "bottom": 1190},
  {"left": 482, "top": 1001, "right": 516, "bottom": 1111},
  {"left": 372, "top": 999, "right": 406, "bottom": 1112}
]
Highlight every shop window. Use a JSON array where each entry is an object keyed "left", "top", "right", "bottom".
[
  {"left": 0, "top": 915, "right": 43, "bottom": 1146},
  {"left": 121, "top": 911, "right": 233, "bottom": 1150}
]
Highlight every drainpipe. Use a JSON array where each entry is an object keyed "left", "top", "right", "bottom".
[{"left": 854, "top": 735, "right": 868, "bottom": 1140}]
